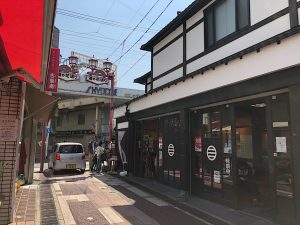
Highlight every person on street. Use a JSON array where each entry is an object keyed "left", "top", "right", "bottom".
[
  {"left": 88, "top": 137, "right": 96, "bottom": 171},
  {"left": 94, "top": 141, "right": 104, "bottom": 173}
]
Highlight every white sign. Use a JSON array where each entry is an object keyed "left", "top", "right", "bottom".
[
  {"left": 168, "top": 144, "right": 175, "bottom": 157},
  {"left": 207, "top": 145, "right": 217, "bottom": 161},
  {"left": 0, "top": 118, "right": 18, "bottom": 141},
  {"left": 276, "top": 137, "right": 287, "bottom": 153},
  {"left": 214, "top": 170, "right": 221, "bottom": 183}
]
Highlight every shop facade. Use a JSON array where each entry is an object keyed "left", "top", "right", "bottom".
[
  {"left": 0, "top": 1, "right": 57, "bottom": 224},
  {"left": 114, "top": 1, "right": 300, "bottom": 224}
]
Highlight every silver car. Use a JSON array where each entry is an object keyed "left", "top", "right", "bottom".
[{"left": 48, "top": 142, "right": 86, "bottom": 174}]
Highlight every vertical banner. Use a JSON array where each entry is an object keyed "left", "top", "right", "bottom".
[
  {"left": 118, "top": 131, "right": 127, "bottom": 164},
  {"left": 45, "top": 48, "right": 60, "bottom": 92}
]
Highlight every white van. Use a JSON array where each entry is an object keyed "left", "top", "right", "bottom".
[{"left": 48, "top": 142, "right": 86, "bottom": 174}]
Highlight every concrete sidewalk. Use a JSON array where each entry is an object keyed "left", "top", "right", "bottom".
[{"left": 119, "top": 175, "right": 280, "bottom": 225}]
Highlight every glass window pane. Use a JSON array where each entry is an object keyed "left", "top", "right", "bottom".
[
  {"left": 215, "top": 0, "right": 236, "bottom": 41},
  {"left": 274, "top": 130, "right": 293, "bottom": 198},
  {"left": 212, "top": 111, "right": 221, "bottom": 137},
  {"left": 205, "top": 9, "right": 214, "bottom": 47},
  {"left": 237, "top": 0, "right": 250, "bottom": 29},
  {"left": 222, "top": 107, "right": 232, "bottom": 184},
  {"left": 203, "top": 113, "right": 211, "bottom": 138}
]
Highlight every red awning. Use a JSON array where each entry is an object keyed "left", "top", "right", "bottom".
[{"left": 0, "top": 1, "right": 48, "bottom": 86}]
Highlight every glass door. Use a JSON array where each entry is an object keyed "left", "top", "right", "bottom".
[{"left": 202, "top": 111, "right": 223, "bottom": 191}]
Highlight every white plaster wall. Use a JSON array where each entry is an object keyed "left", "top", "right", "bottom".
[
  {"left": 186, "top": 23, "right": 204, "bottom": 60},
  {"left": 114, "top": 105, "right": 126, "bottom": 118},
  {"left": 128, "top": 33, "right": 300, "bottom": 113},
  {"left": 153, "top": 67, "right": 183, "bottom": 89},
  {"left": 153, "top": 25, "right": 183, "bottom": 53},
  {"left": 250, "top": 0, "right": 289, "bottom": 25},
  {"left": 187, "top": 14, "right": 290, "bottom": 74},
  {"left": 153, "top": 37, "right": 183, "bottom": 77},
  {"left": 186, "top": 10, "right": 203, "bottom": 29},
  {"left": 118, "top": 122, "right": 128, "bottom": 129}
]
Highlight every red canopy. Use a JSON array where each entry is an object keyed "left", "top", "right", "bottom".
[{"left": 0, "top": 1, "right": 44, "bottom": 84}]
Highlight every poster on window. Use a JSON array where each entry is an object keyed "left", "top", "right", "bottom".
[
  {"left": 214, "top": 170, "right": 221, "bottom": 184},
  {"left": 276, "top": 137, "right": 287, "bottom": 153},
  {"left": 195, "top": 136, "right": 202, "bottom": 152}
]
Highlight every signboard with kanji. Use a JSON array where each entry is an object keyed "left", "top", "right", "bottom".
[{"left": 45, "top": 48, "right": 60, "bottom": 92}]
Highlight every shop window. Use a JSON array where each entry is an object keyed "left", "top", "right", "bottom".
[
  {"left": 78, "top": 114, "right": 85, "bottom": 125},
  {"left": 205, "top": 0, "right": 250, "bottom": 48},
  {"left": 175, "top": 170, "right": 181, "bottom": 183},
  {"left": 271, "top": 94, "right": 293, "bottom": 198},
  {"left": 274, "top": 130, "right": 293, "bottom": 198},
  {"left": 164, "top": 170, "right": 168, "bottom": 181},
  {"left": 222, "top": 107, "right": 233, "bottom": 184},
  {"left": 212, "top": 111, "right": 221, "bottom": 137},
  {"left": 203, "top": 113, "right": 211, "bottom": 138},
  {"left": 194, "top": 112, "right": 203, "bottom": 178}
]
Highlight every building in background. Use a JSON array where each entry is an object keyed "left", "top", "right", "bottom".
[
  {"left": 114, "top": 1, "right": 300, "bottom": 224},
  {"left": 49, "top": 76, "right": 144, "bottom": 152}
]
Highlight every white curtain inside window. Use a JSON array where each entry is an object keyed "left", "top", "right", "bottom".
[{"left": 215, "top": 0, "right": 236, "bottom": 41}]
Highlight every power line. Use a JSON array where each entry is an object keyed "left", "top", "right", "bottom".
[
  {"left": 108, "top": 0, "right": 148, "bottom": 57},
  {"left": 96, "top": 0, "right": 117, "bottom": 33},
  {"left": 60, "top": 37, "right": 142, "bottom": 54},
  {"left": 108, "top": 0, "right": 160, "bottom": 59},
  {"left": 57, "top": 8, "right": 158, "bottom": 33},
  {"left": 115, "top": 0, "right": 160, "bottom": 27},
  {"left": 113, "top": 0, "right": 174, "bottom": 64},
  {"left": 60, "top": 30, "right": 140, "bottom": 47},
  {"left": 117, "top": 52, "right": 148, "bottom": 82}
]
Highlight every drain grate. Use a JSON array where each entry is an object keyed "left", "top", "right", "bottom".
[{"left": 40, "top": 184, "right": 59, "bottom": 225}]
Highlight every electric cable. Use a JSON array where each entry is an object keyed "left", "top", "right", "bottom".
[
  {"left": 108, "top": 0, "right": 160, "bottom": 59},
  {"left": 117, "top": 52, "right": 148, "bottom": 82},
  {"left": 57, "top": 8, "right": 158, "bottom": 33},
  {"left": 113, "top": 0, "right": 174, "bottom": 64}
]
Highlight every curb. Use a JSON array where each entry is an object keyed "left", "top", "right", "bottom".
[{"left": 50, "top": 182, "right": 66, "bottom": 225}]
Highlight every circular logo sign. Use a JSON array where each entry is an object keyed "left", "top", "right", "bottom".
[
  {"left": 206, "top": 145, "right": 217, "bottom": 161},
  {"left": 168, "top": 144, "right": 175, "bottom": 157}
]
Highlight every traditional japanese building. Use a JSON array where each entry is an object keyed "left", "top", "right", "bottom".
[{"left": 114, "top": 1, "right": 300, "bottom": 224}]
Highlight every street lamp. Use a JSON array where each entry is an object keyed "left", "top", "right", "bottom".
[
  {"left": 88, "top": 57, "right": 98, "bottom": 71},
  {"left": 60, "top": 54, "right": 115, "bottom": 143},
  {"left": 103, "top": 59, "right": 112, "bottom": 73},
  {"left": 68, "top": 55, "right": 78, "bottom": 67},
  {"left": 103, "top": 59, "right": 115, "bottom": 144}
]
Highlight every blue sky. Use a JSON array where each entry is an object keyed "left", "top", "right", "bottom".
[{"left": 55, "top": 0, "right": 194, "bottom": 90}]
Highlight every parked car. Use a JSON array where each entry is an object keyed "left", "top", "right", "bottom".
[{"left": 48, "top": 142, "right": 86, "bottom": 174}]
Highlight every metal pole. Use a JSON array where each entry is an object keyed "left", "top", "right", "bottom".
[
  {"left": 95, "top": 105, "right": 99, "bottom": 136},
  {"left": 40, "top": 123, "right": 46, "bottom": 172},
  {"left": 109, "top": 74, "right": 114, "bottom": 143}
]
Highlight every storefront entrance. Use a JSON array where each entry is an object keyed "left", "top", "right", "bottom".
[
  {"left": 191, "top": 93, "right": 296, "bottom": 223},
  {"left": 235, "top": 100, "right": 272, "bottom": 210}
]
